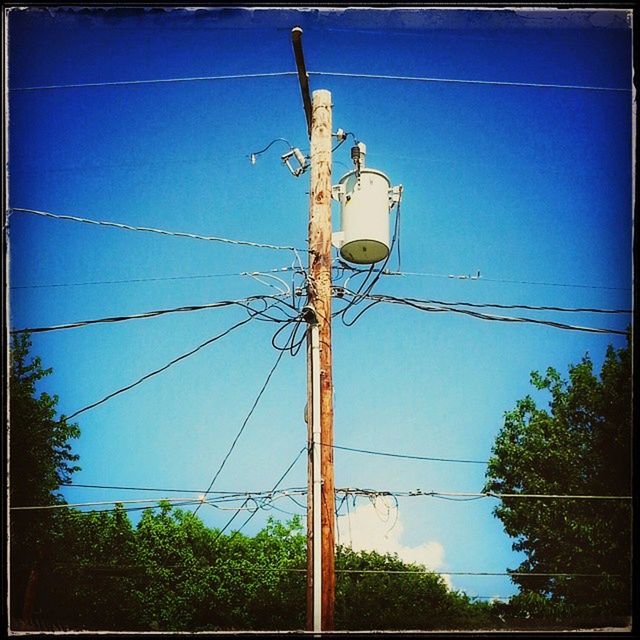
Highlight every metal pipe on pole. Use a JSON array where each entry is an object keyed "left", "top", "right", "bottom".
[{"left": 310, "top": 320, "right": 322, "bottom": 632}]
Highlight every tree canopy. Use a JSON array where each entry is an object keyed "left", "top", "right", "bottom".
[
  {"left": 484, "top": 340, "right": 632, "bottom": 625},
  {"left": 9, "top": 333, "right": 81, "bottom": 621}
]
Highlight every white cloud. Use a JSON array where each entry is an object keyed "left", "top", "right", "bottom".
[{"left": 336, "top": 496, "right": 451, "bottom": 587}]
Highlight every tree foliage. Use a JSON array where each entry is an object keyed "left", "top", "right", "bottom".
[
  {"left": 34, "top": 507, "right": 498, "bottom": 631},
  {"left": 484, "top": 340, "right": 632, "bottom": 624},
  {"left": 9, "top": 333, "right": 81, "bottom": 621}
]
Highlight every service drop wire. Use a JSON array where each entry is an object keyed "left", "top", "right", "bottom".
[
  {"left": 63, "top": 296, "right": 294, "bottom": 420},
  {"left": 210, "top": 446, "right": 306, "bottom": 545},
  {"left": 271, "top": 311, "right": 307, "bottom": 356},
  {"left": 64, "top": 315, "right": 257, "bottom": 420},
  {"left": 194, "top": 347, "right": 287, "bottom": 517}
]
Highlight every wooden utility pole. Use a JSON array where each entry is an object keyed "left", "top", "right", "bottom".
[{"left": 307, "top": 88, "right": 335, "bottom": 631}]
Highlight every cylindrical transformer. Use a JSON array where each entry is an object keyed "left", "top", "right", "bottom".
[{"left": 336, "top": 168, "right": 392, "bottom": 264}]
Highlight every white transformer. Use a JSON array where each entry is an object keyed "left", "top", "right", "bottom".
[{"left": 332, "top": 143, "right": 402, "bottom": 265}]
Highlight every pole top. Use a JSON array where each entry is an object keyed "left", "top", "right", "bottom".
[{"left": 312, "top": 88, "right": 332, "bottom": 102}]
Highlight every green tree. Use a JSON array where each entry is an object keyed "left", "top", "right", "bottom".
[
  {"left": 335, "top": 546, "right": 495, "bottom": 630},
  {"left": 37, "top": 505, "right": 142, "bottom": 630},
  {"left": 9, "top": 333, "right": 81, "bottom": 622},
  {"left": 484, "top": 340, "right": 632, "bottom": 625}
]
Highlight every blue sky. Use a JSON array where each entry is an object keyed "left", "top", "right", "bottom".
[{"left": 7, "top": 7, "right": 633, "bottom": 604}]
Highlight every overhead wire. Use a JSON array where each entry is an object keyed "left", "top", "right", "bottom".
[
  {"left": 10, "top": 496, "right": 204, "bottom": 511},
  {"left": 384, "top": 270, "right": 631, "bottom": 292},
  {"left": 8, "top": 208, "right": 305, "bottom": 253},
  {"left": 40, "top": 486, "right": 632, "bottom": 511},
  {"left": 339, "top": 289, "right": 629, "bottom": 335},
  {"left": 210, "top": 446, "right": 306, "bottom": 544},
  {"left": 43, "top": 561, "right": 621, "bottom": 580},
  {"left": 9, "top": 71, "right": 298, "bottom": 92},
  {"left": 9, "top": 267, "right": 296, "bottom": 290},
  {"left": 10, "top": 293, "right": 296, "bottom": 334},
  {"left": 194, "top": 349, "right": 288, "bottom": 515},
  {"left": 334, "top": 488, "right": 632, "bottom": 501},
  {"left": 9, "top": 70, "right": 630, "bottom": 94},
  {"left": 328, "top": 442, "right": 487, "bottom": 465},
  {"left": 229, "top": 446, "right": 307, "bottom": 538},
  {"left": 307, "top": 70, "right": 631, "bottom": 93},
  {"left": 64, "top": 315, "right": 256, "bottom": 420},
  {"left": 376, "top": 293, "right": 631, "bottom": 315}
]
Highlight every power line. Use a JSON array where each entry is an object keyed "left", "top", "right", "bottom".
[
  {"left": 230, "top": 446, "right": 307, "bottom": 538},
  {"left": 64, "top": 316, "right": 256, "bottom": 420},
  {"left": 333, "top": 569, "right": 622, "bottom": 578},
  {"left": 60, "top": 482, "right": 308, "bottom": 496},
  {"left": 50, "top": 484, "right": 631, "bottom": 505},
  {"left": 344, "top": 290, "right": 629, "bottom": 335},
  {"left": 9, "top": 70, "right": 630, "bottom": 94},
  {"left": 329, "top": 443, "right": 487, "bottom": 465},
  {"left": 335, "top": 488, "right": 632, "bottom": 501},
  {"left": 10, "top": 496, "right": 202, "bottom": 511},
  {"left": 9, "top": 267, "right": 296, "bottom": 290},
  {"left": 307, "top": 70, "right": 630, "bottom": 93},
  {"left": 381, "top": 294, "right": 631, "bottom": 315},
  {"left": 9, "top": 71, "right": 298, "bottom": 92},
  {"left": 194, "top": 349, "right": 287, "bottom": 515},
  {"left": 9, "top": 208, "right": 305, "bottom": 252},
  {"left": 10, "top": 293, "right": 293, "bottom": 334},
  {"left": 44, "top": 562, "right": 620, "bottom": 580},
  {"left": 211, "top": 446, "right": 306, "bottom": 543},
  {"left": 384, "top": 270, "right": 631, "bottom": 292}
]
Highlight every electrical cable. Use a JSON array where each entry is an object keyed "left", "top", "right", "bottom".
[
  {"left": 18, "top": 484, "right": 630, "bottom": 516},
  {"left": 229, "top": 446, "right": 307, "bottom": 539},
  {"left": 10, "top": 293, "right": 293, "bottom": 334},
  {"left": 59, "top": 482, "right": 264, "bottom": 494},
  {"left": 10, "top": 70, "right": 629, "bottom": 94},
  {"left": 10, "top": 71, "right": 298, "bottom": 92},
  {"left": 384, "top": 293, "right": 631, "bottom": 315},
  {"left": 250, "top": 137, "right": 294, "bottom": 157},
  {"left": 194, "top": 349, "right": 287, "bottom": 515},
  {"left": 10, "top": 267, "right": 296, "bottom": 290},
  {"left": 333, "top": 569, "right": 621, "bottom": 577},
  {"left": 384, "top": 270, "right": 631, "bottom": 292},
  {"left": 307, "top": 70, "right": 630, "bottom": 93},
  {"left": 9, "top": 208, "right": 305, "bottom": 252},
  {"left": 64, "top": 315, "right": 256, "bottom": 420},
  {"left": 328, "top": 442, "right": 487, "bottom": 464},
  {"left": 334, "top": 488, "right": 632, "bottom": 501},
  {"left": 340, "top": 289, "right": 629, "bottom": 335},
  {"left": 44, "top": 562, "right": 622, "bottom": 580},
  {"left": 210, "top": 446, "right": 306, "bottom": 544},
  {"left": 10, "top": 496, "right": 204, "bottom": 511}
]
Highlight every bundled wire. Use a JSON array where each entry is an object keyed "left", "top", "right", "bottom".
[
  {"left": 336, "top": 289, "right": 629, "bottom": 336},
  {"left": 10, "top": 293, "right": 297, "bottom": 335}
]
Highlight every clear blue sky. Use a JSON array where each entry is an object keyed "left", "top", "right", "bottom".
[{"left": 7, "top": 7, "right": 632, "bottom": 603}]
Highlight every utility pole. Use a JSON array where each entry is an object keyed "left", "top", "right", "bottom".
[
  {"left": 307, "top": 88, "right": 335, "bottom": 631},
  {"left": 292, "top": 26, "right": 335, "bottom": 632}
]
